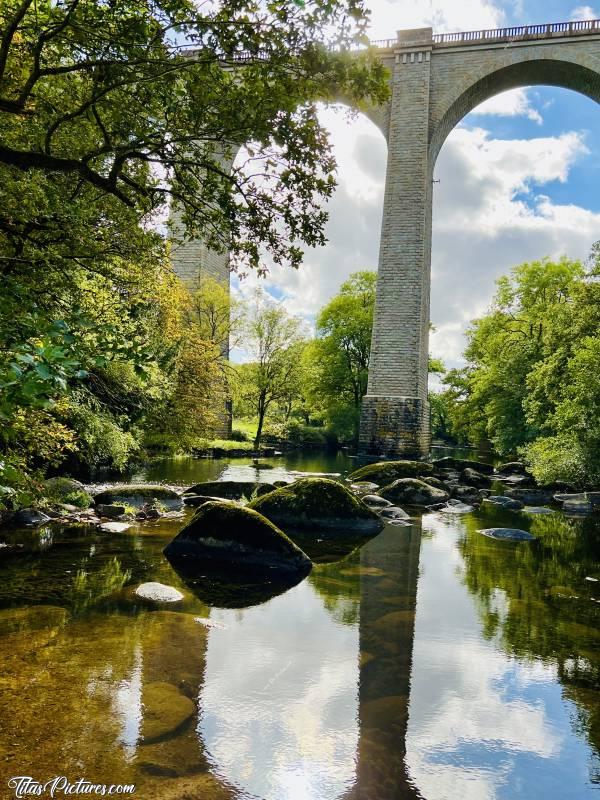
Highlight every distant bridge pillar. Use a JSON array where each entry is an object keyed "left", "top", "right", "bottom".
[{"left": 359, "top": 28, "right": 434, "bottom": 459}]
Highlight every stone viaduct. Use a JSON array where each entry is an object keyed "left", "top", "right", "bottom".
[{"left": 170, "top": 17, "right": 600, "bottom": 457}]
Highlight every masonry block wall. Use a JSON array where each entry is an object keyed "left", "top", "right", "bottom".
[{"left": 359, "top": 24, "right": 600, "bottom": 458}]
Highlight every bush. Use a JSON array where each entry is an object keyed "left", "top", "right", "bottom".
[
  {"left": 230, "top": 428, "right": 249, "bottom": 442},
  {"left": 63, "top": 489, "right": 93, "bottom": 509},
  {"left": 523, "top": 434, "right": 600, "bottom": 489}
]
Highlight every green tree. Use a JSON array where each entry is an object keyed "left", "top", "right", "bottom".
[{"left": 235, "top": 291, "right": 307, "bottom": 448}]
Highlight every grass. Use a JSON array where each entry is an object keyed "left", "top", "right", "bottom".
[{"left": 195, "top": 438, "right": 255, "bottom": 452}]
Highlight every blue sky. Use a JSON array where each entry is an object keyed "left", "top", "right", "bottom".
[{"left": 233, "top": 0, "right": 600, "bottom": 369}]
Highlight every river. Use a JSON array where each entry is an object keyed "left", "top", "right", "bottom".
[{"left": 0, "top": 452, "right": 598, "bottom": 799}]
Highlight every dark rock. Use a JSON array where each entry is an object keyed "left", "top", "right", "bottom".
[
  {"left": 13, "top": 508, "right": 51, "bottom": 527},
  {"left": 420, "top": 476, "right": 449, "bottom": 491},
  {"left": 451, "top": 485, "right": 480, "bottom": 504},
  {"left": 164, "top": 501, "right": 312, "bottom": 578},
  {"left": 563, "top": 498, "right": 593, "bottom": 514},
  {"left": 496, "top": 461, "right": 529, "bottom": 476},
  {"left": 94, "top": 484, "right": 183, "bottom": 510},
  {"left": 379, "top": 506, "right": 410, "bottom": 521},
  {"left": 461, "top": 468, "right": 492, "bottom": 488},
  {"left": 379, "top": 478, "right": 449, "bottom": 507},
  {"left": 183, "top": 494, "right": 236, "bottom": 507},
  {"left": 479, "top": 489, "right": 492, "bottom": 497},
  {"left": 478, "top": 527, "right": 536, "bottom": 542},
  {"left": 96, "top": 504, "right": 126, "bottom": 519},
  {"left": 249, "top": 478, "right": 383, "bottom": 534},
  {"left": 483, "top": 495, "right": 524, "bottom": 510},
  {"left": 348, "top": 460, "right": 433, "bottom": 485},
  {"left": 183, "top": 481, "right": 275, "bottom": 500},
  {"left": 505, "top": 487, "right": 555, "bottom": 505},
  {"left": 361, "top": 494, "right": 392, "bottom": 508},
  {"left": 432, "top": 457, "right": 494, "bottom": 475}
]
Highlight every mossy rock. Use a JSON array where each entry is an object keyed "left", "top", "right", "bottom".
[
  {"left": 378, "top": 478, "right": 449, "bottom": 507},
  {"left": 420, "top": 476, "right": 449, "bottom": 491},
  {"left": 348, "top": 460, "right": 432, "bottom": 484},
  {"left": 183, "top": 481, "right": 275, "bottom": 500},
  {"left": 141, "top": 682, "right": 196, "bottom": 743},
  {"left": 432, "top": 456, "right": 494, "bottom": 475},
  {"left": 249, "top": 477, "right": 383, "bottom": 535},
  {"left": 94, "top": 484, "right": 183, "bottom": 510},
  {"left": 44, "top": 477, "right": 92, "bottom": 508},
  {"left": 164, "top": 501, "right": 312, "bottom": 579}
]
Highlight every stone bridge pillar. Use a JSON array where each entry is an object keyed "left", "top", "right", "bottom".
[{"left": 359, "top": 28, "right": 434, "bottom": 459}]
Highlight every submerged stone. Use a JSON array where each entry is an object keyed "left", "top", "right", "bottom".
[
  {"left": 432, "top": 457, "right": 494, "bottom": 475},
  {"left": 98, "top": 521, "right": 132, "bottom": 533},
  {"left": 348, "top": 460, "right": 432, "bottom": 485},
  {"left": 135, "top": 583, "right": 184, "bottom": 603},
  {"left": 249, "top": 477, "right": 383, "bottom": 534},
  {"left": 164, "top": 501, "right": 312, "bottom": 579},
  {"left": 94, "top": 484, "right": 183, "bottom": 510},
  {"left": 183, "top": 481, "right": 275, "bottom": 500},
  {"left": 379, "top": 478, "right": 449, "bottom": 507},
  {"left": 483, "top": 495, "right": 524, "bottom": 510},
  {"left": 478, "top": 527, "right": 536, "bottom": 542},
  {"left": 141, "top": 681, "right": 196, "bottom": 743}
]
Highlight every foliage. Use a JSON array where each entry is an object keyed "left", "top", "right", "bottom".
[
  {"left": 442, "top": 251, "right": 600, "bottom": 486},
  {"left": 233, "top": 289, "right": 307, "bottom": 448}
]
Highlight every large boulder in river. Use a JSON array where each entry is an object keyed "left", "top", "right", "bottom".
[
  {"left": 348, "top": 460, "right": 432, "bottom": 485},
  {"left": 378, "top": 478, "right": 449, "bottom": 507},
  {"left": 461, "top": 468, "right": 492, "bottom": 489},
  {"left": 249, "top": 477, "right": 383, "bottom": 534},
  {"left": 432, "top": 457, "right": 494, "bottom": 475},
  {"left": 164, "top": 501, "right": 311, "bottom": 579},
  {"left": 94, "top": 484, "right": 183, "bottom": 510},
  {"left": 183, "top": 481, "right": 275, "bottom": 500}
]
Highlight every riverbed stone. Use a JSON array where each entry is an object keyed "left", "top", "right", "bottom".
[
  {"left": 348, "top": 460, "right": 433, "bottom": 485},
  {"left": 141, "top": 682, "right": 196, "bottom": 742},
  {"left": 461, "top": 468, "right": 492, "bottom": 488},
  {"left": 496, "top": 461, "right": 529, "bottom": 476},
  {"left": 98, "top": 521, "right": 132, "bottom": 533},
  {"left": 420, "top": 476, "right": 449, "bottom": 491},
  {"left": 478, "top": 527, "right": 536, "bottom": 542},
  {"left": 483, "top": 495, "right": 524, "bottom": 510},
  {"left": 249, "top": 477, "right": 383, "bottom": 534},
  {"left": 12, "top": 508, "right": 51, "bottom": 527},
  {"left": 96, "top": 504, "right": 127, "bottom": 518},
  {"left": 361, "top": 494, "right": 392, "bottom": 508},
  {"left": 350, "top": 481, "right": 380, "bottom": 494},
  {"left": 164, "top": 501, "right": 312, "bottom": 578},
  {"left": 441, "top": 500, "right": 474, "bottom": 514},
  {"left": 183, "top": 495, "right": 236, "bottom": 507},
  {"left": 451, "top": 485, "right": 480, "bottom": 504},
  {"left": 522, "top": 506, "right": 554, "bottom": 515},
  {"left": 183, "top": 481, "right": 275, "bottom": 500},
  {"left": 563, "top": 498, "right": 593, "bottom": 514},
  {"left": 378, "top": 506, "right": 410, "bottom": 521},
  {"left": 135, "top": 583, "right": 184, "bottom": 603},
  {"left": 378, "top": 478, "right": 449, "bottom": 507},
  {"left": 94, "top": 484, "right": 183, "bottom": 510},
  {"left": 505, "top": 487, "right": 555, "bottom": 505},
  {"left": 432, "top": 457, "right": 494, "bottom": 475}
]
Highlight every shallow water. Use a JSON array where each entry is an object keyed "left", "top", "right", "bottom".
[{"left": 0, "top": 453, "right": 599, "bottom": 800}]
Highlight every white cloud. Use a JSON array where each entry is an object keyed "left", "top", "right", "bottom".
[
  {"left": 570, "top": 5, "right": 597, "bottom": 20},
  {"left": 365, "top": 0, "right": 504, "bottom": 40},
  {"left": 470, "top": 88, "right": 543, "bottom": 124}
]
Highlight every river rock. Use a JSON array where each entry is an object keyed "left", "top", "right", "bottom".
[
  {"left": 164, "top": 501, "right": 312, "bottom": 578},
  {"left": 348, "top": 460, "right": 433, "bottom": 485},
  {"left": 135, "top": 583, "right": 184, "bottom": 603},
  {"left": 249, "top": 478, "right": 383, "bottom": 534},
  {"left": 13, "top": 508, "right": 51, "bottom": 527},
  {"left": 521, "top": 506, "right": 554, "bottom": 515},
  {"left": 420, "top": 476, "right": 449, "bottom": 491},
  {"left": 96, "top": 504, "right": 127, "bottom": 518},
  {"left": 461, "top": 468, "right": 492, "bottom": 488},
  {"left": 496, "top": 461, "right": 529, "bottom": 476},
  {"left": 378, "top": 478, "right": 449, "bottom": 507},
  {"left": 350, "top": 481, "right": 380, "bottom": 494},
  {"left": 483, "top": 495, "right": 524, "bottom": 510},
  {"left": 141, "top": 682, "right": 196, "bottom": 743},
  {"left": 432, "top": 457, "right": 494, "bottom": 475},
  {"left": 94, "top": 484, "right": 183, "bottom": 510},
  {"left": 183, "top": 481, "right": 275, "bottom": 500},
  {"left": 361, "top": 495, "right": 392, "bottom": 508},
  {"left": 378, "top": 506, "right": 410, "bottom": 521},
  {"left": 451, "top": 485, "right": 480, "bottom": 504},
  {"left": 563, "top": 498, "right": 593, "bottom": 514},
  {"left": 98, "top": 521, "right": 132, "bottom": 533},
  {"left": 478, "top": 527, "right": 536, "bottom": 542},
  {"left": 183, "top": 495, "right": 237, "bottom": 507},
  {"left": 505, "top": 487, "right": 555, "bottom": 505}
]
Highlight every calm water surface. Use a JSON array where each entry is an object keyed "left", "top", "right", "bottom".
[{"left": 0, "top": 452, "right": 599, "bottom": 799}]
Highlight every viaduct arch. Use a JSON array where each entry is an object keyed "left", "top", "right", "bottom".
[{"left": 170, "top": 17, "right": 600, "bottom": 456}]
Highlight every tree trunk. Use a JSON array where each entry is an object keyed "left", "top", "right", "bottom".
[{"left": 254, "top": 395, "right": 267, "bottom": 449}]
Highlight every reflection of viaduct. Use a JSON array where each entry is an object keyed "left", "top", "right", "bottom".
[{"left": 170, "top": 18, "right": 600, "bottom": 456}]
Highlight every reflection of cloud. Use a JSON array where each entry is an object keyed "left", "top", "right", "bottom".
[
  {"left": 113, "top": 642, "right": 143, "bottom": 759},
  {"left": 404, "top": 514, "right": 580, "bottom": 800},
  {"left": 198, "top": 579, "right": 359, "bottom": 799}
]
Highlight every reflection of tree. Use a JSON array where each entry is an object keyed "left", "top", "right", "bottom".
[
  {"left": 71, "top": 556, "right": 131, "bottom": 615},
  {"left": 459, "top": 511, "right": 600, "bottom": 772}
]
